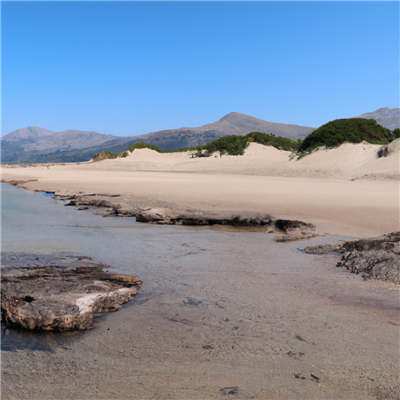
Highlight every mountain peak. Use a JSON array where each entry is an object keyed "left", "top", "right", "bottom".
[
  {"left": 2, "top": 126, "right": 55, "bottom": 142},
  {"left": 219, "top": 112, "right": 251, "bottom": 121}
]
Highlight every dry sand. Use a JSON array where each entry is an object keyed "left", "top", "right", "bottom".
[{"left": 2, "top": 140, "right": 399, "bottom": 237}]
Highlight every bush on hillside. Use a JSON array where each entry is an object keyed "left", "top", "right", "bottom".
[
  {"left": 393, "top": 128, "right": 400, "bottom": 139},
  {"left": 191, "top": 132, "right": 300, "bottom": 157},
  {"left": 96, "top": 131, "right": 301, "bottom": 161},
  {"left": 246, "top": 132, "right": 300, "bottom": 151},
  {"left": 91, "top": 150, "right": 118, "bottom": 162},
  {"left": 125, "top": 142, "right": 164, "bottom": 153},
  {"left": 299, "top": 118, "right": 393, "bottom": 152},
  {"left": 196, "top": 135, "right": 250, "bottom": 156}
]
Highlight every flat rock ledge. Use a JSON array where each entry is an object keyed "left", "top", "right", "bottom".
[
  {"left": 1, "top": 255, "right": 142, "bottom": 331},
  {"left": 1, "top": 182, "right": 318, "bottom": 240},
  {"left": 304, "top": 232, "right": 400, "bottom": 284},
  {"left": 60, "top": 193, "right": 318, "bottom": 240}
]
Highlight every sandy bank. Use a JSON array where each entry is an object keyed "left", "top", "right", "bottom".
[{"left": 2, "top": 141, "right": 399, "bottom": 237}]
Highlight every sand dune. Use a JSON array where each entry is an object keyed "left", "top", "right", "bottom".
[
  {"left": 83, "top": 141, "right": 398, "bottom": 180},
  {"left": 2, "top": 140, "right": 399, "bottom": 237}
]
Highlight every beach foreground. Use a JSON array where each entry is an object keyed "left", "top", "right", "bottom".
[
  {"left": 1, "top": 142, "right": 399, "bottom": 399},
  {"left": 1, "top": 234, "right": 399, "bottom": 400}
]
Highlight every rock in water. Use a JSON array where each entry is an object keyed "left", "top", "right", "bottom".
[
  {"left": 304, "top": 232, "right": 400, "bottom": 284},
  {"left": 1, "top": 255, "right": 141, "bottom": 331},
  {"left": 273, "top": 219, "right": 318, "bottom": 242}
]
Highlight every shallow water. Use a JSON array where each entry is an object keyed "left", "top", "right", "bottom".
[
  {"left": 1, "top": 183, "right": 345, "bottom": 351},
  {"left": 2, "top": 184, "right": 399, "bottom": 399}
]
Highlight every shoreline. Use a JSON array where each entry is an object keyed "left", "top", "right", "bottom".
[
  {"left": 1, "top": 173, "right": 398, "bottom": 239},
  {"left": 1, "top": 141, "right": 399, "bottom": 237}
]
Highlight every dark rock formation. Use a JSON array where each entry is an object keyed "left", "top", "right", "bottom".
[
  {"left": 136, "top": 213, "right": 275, "bottom": 227},
  {"left": 337, "top": 250, "right": 399, "bottom": 284},
  {"left": 1, "top": 254, "right": 141, "bottom": 331},
  {"left": 58, "top": 193, "right": 319, "bottom": 236},
  {"left": 273, "top": 219, "right": 318, "bottom": 242},
  {"left": 304, "top": 232, "right": 400, "bottom": 284},
  {"left": 274, "top": 219, "right": 316, "bottom": 233},
  {"left": 338, "top": 232, "right": 400, "bottom": 253}
]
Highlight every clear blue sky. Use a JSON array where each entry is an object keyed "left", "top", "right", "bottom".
[{"left": 2, "top": 1, "right": 399, "bottom": 136}]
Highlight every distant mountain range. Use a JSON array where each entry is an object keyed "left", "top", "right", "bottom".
[
  {"left": 1, "top": 108, "right": 398, "bottom": 163},
  {"left": 354, "top": 107, "right": 400, "bottom": 131},
  {"left": 1, "top": 112, "right": 315, "bottom": 163},
  {"left": 129, "top": 112, "right": 315, "bottom": 151}
]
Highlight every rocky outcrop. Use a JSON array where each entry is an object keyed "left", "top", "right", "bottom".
[
  {"left": 59, "top": 193, "right": 318, "bottom": 235},
  {"left": 1, "top": 254, "right": 141, "bottom": 331},
  {"left": 337, "top": 249, "right": 399, "bottom": 284},
  {"left": 304, "top": 232, "right": 400, "bottom": 284},
  {"left": 273, "top": 219, "right": 318, "bottom": 242}
]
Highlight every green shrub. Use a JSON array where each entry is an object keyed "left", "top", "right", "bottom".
[
  {"left": 299, "top": 118, "right": 392, "bottom": 152},
  {"left": 92, "top": 150, "right": 118, "bottom": 162},
  {"left": 393, "top": 128, "right": 400, "bottom": 139},
  {"left": 195, "top": 135, "right": 250, "bottom": 156},
  {"left": 246, "top": 132, "right": 299, "bottom": 151},
  {"left": 189, "top": 132, "right": 300, "bottom": 158},
  {"left": 125, "top": 142, "right": 164, "bottom": 153}
]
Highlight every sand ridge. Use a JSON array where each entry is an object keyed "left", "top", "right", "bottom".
[{"left": 80, "top": 140, "right": 399, "bottom": 180}]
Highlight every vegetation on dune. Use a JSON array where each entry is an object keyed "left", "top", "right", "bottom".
[
  {"left": 125, "top": 142, "right": 164, "bottom": 153},
  {"left": 118, "top": 150, "right": 129, "bottom": 157},
  {"left": 195, "top": 135, "right": 250, "bottom": 156},
  {"left": 80, "top": 119, "right": 400, "bottom": 164},
  {"left": 123, "top": 141, "right": 197, "bottom": 155},
  {"left": 246, "top": 132, "right": 301, "bottom": 152},
  {"left": 299, "top": 118, "right": 393, "bottom": 153},
  {"left": 94, "top": 133, "right": 301, "bottom": 160},
  {"left": 192, "top": 132, "right": 300, "bottom": 157},
  {"left": 91, "top": 150, "right": 118, "bottom": 162}
]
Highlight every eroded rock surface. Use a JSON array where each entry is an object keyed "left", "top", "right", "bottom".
[
  {"left": 59, "top": 193, "right": 319, "bottom": 239},
  {"left": 1, "top": 253, "right": 142, "bottom": 331},
  {"left": 304, "top": 232, "right": 400, "bottom": 284},
  {"left": 273, "top": 219, "right": 318, "bottom": 242}
]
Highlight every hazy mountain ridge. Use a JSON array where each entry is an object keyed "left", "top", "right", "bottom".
[
  {"left": 25, "top": 130, "right": 123, "bottom": 153},
  {"left": 4, "top": 126, "right": 56, "bottom": 142},
  {"left": 107, "top": 112, "right": 315, "bottom": 152},
  {"left": 354, "top": 107, "right": 400, "bottom": 131},
  {"left": 1, "top": 127, "right": 129, "bottom": 163},
  {"left": 1, "top": 112, "right": 315, "bottom": 162}
]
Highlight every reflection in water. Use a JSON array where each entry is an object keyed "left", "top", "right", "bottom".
[{"left": 1, "top": 323, "right": 83, "bottom": 352}]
